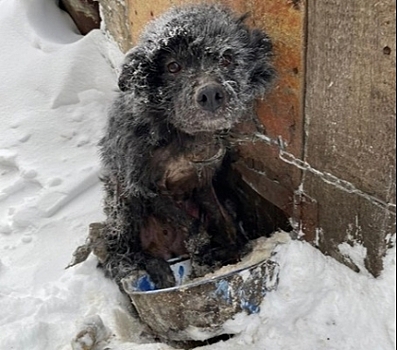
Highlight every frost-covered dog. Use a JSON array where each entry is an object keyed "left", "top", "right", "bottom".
[{"left": 84, "top": 4, "right": 275, "bottom": 289}]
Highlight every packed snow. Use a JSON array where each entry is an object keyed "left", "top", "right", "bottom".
[{"left": 0, "top": 1, "right": 395, "bottom": 349}]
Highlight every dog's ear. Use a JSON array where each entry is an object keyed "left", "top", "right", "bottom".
[
  {"left": 236, "top": 12, "right": 250, "bottom": 24},
  {"left": 248, "top": 29, "right": 276, "bottom": 95},
  {"left": 118, "top": 46, "right": 148, "bottom": 92}
]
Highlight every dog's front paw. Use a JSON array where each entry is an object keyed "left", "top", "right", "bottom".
[
  {"left": 121, "top": 265, "right": 175, "bottom": 294},
  {"left": 121, "top": 255, "right": 176, "bottom": 293},
  {"left": 144, "top": 257, "right": 176, "bottom": 289},
  {"left": 121, "top": 270, "right": 157, "bottom": 293}
]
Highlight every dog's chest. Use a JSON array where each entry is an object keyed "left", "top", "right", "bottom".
[{"left": 151, "top": 136, "right": 226, "bottom": 197}]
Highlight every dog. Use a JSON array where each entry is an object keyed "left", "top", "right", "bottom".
[{"left": 95, "top": 3, "right": 275, "bottom": 290}]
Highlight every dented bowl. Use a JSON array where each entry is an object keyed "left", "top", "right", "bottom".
[{"left": 122, "top": 259, "right": 279, "bottom": 342}]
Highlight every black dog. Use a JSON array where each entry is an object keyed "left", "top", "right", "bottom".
[{"left": 96, "top": 4, "right": 274, "bottom": 289}]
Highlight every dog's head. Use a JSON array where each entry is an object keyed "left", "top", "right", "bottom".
[{"left": 119, "top": 4, "right": 275, "bottom": 135}]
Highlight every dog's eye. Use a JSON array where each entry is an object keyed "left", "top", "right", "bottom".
[
  {"left": 220, "top": 54, "right": 233, "bottom": 67},
  {"left": 167, "top": 61, "right": 182, "bottom": 73}
]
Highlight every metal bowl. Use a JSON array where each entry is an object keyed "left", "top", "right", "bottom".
[{"left": 122, "top": 258, "right": 279, "bottom": 342}]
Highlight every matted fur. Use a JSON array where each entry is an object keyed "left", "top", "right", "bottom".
[{"left": 98, "top": 3, "right": 275, "bottom": 289}]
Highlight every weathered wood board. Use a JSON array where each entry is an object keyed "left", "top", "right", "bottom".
[
  {"left": 305, "top": 0, "right": 395, "bottom": 203},
  {"left": 304, "top": 0, "right": 396, "bottom": 275}
]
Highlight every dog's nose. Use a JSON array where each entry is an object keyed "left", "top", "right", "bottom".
[{"left": 196, "top": 84, "right": 225, "bottom": 113}]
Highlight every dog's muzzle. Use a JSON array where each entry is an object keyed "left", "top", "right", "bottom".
[{"left": 195, "top": 83, "right": 226, "bottom": 113}]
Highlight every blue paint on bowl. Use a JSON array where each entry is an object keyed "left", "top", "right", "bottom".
[
  {"left": 214, "top": 280, "right": 231, "bottom": 303},
  {"left": 178, "top": 265, "right": 185, "bottom": 280},
  {"left": 240, "top": 299, "right": 260, "bottom": 314},
  {"left": 136, "top": 275, "right": 156, "bottom": 292}
]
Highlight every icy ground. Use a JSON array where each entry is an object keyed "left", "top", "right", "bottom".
[{"left": 0, "top": 1, "right": 395, "bottom": 349}]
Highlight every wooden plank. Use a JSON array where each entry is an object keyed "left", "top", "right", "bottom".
[
  {"left": 303, "top": 0, "right": 396, "bottom": 276},
  {"left": 305, "top": 0, "right": 396, "bottom": 203}
]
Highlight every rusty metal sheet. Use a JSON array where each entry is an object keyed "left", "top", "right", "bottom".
[{"left": 229, "top": 0, "right": 306, "bottom": 214}]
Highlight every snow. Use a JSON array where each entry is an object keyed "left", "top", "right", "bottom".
[{"left": 0, "top": 1, "right": 395, "bottom": 349}]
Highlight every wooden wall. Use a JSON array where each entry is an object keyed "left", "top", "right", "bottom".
[{"left": 97, "top": 0, "right": 395, "bottom": 276}]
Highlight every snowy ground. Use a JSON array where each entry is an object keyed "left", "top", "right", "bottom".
[{"left": 0, "top": 1, "right": 395, "bottom": 350}]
